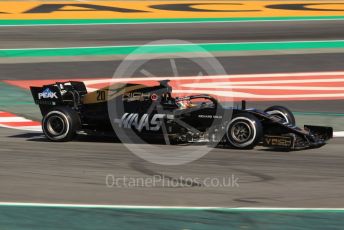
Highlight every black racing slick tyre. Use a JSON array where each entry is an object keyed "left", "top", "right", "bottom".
[
  {"left": 42, "top": 106, "right": 81, "bottom": 142},
  {"left": 264, "top": 105, "right": 296, "bottom": 126},
  {"left": 226, "top": 113, "right": 263, "bottom": 149}
]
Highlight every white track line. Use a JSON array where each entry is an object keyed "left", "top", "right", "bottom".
[
  {"left": 0, "top": 117, "right": 32, "bottom": 122},
  {"left": 1, "top": 18, "right": 344, "bottom": 27},
  {"left": 182, "top": 85, "right": 344, "bottom": 91},
  {"left": 0, "top": 111, "right": 41, "bottom": 132},
  {"left": 183, "top": 78, "right": 344, "bottom": 86},
  {"left": 0, "top": 202, "right": 343, "bottom": 211},
  {"left": 174, "top": 89, "right": 344, "bottom": 99},
  {"left": 1, "top": 39, "right": 344, "bottom": 51},
  {"left": 334, "top": 131, "right": 344, "bottom": 138},
  {"left": 0, "top": 124, "right": 42, "bottom": 132},
  {"left": 83, "top": 71, "right": 344, "bottom": 85}
]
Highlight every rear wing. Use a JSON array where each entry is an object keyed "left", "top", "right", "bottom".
[
  {"left": 30, "top": 85, "right": 62, "bottom": 106},
  {"left": 30, "top": 81, "right": 87, "bottom": 115}
]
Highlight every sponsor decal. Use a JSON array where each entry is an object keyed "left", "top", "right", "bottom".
[
  {"left": 96, "top": 90, "right": 106, "bottom": 101},
  {"left": 38, "top": 88, "right": 58, "bottom": 99},
  {"left": 115, "top": 113, "right": 173, "bottom": 131},
  {"left": 123, "top": 92, "right": 153, "bottom": 102},
  {"left": 151, "top": 93, "right": 158, "bottom": 101},
  {"left": 198, "top": 115, "right": 223, "bottom": 119},
  {"left": 263, "top": 135, "right": 293, "bottom": 147},
  {"left": 0, "top": 2, "right": 344, "bottom": 20},
  {"left": 35, "top": 100, "right": 56, "bottom": 105}
]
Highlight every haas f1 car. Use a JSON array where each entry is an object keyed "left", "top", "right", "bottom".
[{"left": 30, "top": 80, "right": 332, "bottom": 150}]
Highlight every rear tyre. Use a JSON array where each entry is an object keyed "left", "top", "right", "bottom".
[
  {"left": 264, "top": 105, "right": 295, "bottom": 126},
  {"left": 226, "top": 113, "right": 263, "bottom": 149},
  {"left": 42, "top": 106, "right": 80, "bottom": 142}
]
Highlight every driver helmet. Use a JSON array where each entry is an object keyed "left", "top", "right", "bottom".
[{"left": 177, "top": 100, "right": 192, "bottom": 109}]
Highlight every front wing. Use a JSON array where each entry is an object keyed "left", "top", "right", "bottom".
[{"left": 262, "top": 125, "right": 333, "bottom": 150}]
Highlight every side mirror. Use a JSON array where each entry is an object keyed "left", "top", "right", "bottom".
[{"left": 241, "top": 100, "right": 246, "bottom": 110}]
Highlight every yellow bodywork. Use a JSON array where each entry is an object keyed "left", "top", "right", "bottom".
[{"left": 82, "top": 83, "right": 148, "bottom": 104}]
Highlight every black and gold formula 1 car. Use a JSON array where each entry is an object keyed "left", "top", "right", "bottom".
[{"left": 30, "top": 80, "right": 333, "bottom": 150}]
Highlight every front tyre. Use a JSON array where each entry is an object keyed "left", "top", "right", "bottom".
[
  {"left": 226, "top": 113, "right": 263, "bottom": 149},
  {"left": 264, "top": 105, "right": 295, "bottom": 126},
  {"left": 42, "top": 107, "right": 80, "bottom": 142}
]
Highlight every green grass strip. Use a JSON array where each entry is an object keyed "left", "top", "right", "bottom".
[
  {"left": 1, "top": 16, "right": 344, "bottom": 26},
  {"left": 1, "top": 206, "right": 344, "bottom": 230},
  {"left": 1, "top": 40, "right": 344, "bottom": 58}
]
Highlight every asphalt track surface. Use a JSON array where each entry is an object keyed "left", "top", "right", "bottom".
[
  {"left": 0, "top": 20, "right": 344, "bottom": 210},
  {"left": 1, "top": 53, "right": 344, "bottom": 80},
  {"left": 1, "top": 20, "right": 344, "bottom": 48},
  {"left": 1, "top": 127, "right": 344, "bottom": 207}
]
